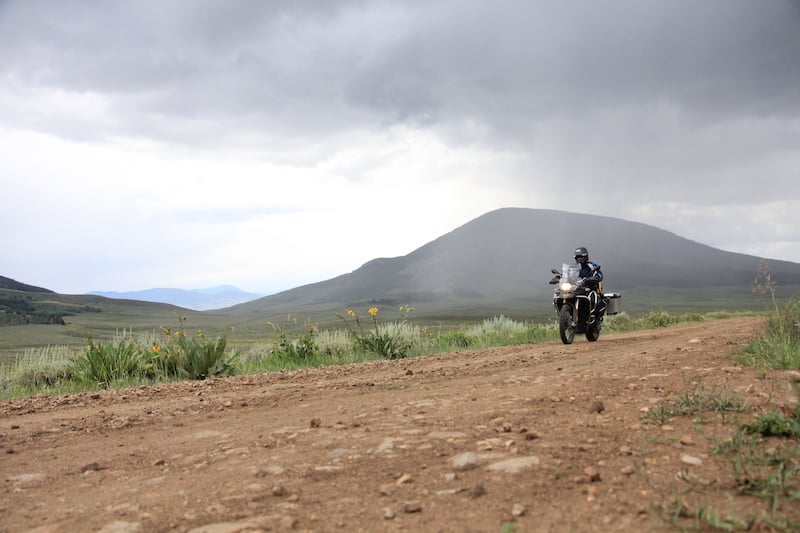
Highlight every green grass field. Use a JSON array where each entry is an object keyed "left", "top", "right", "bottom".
[{"left": 2, "top": 284, "right": 796, "bottom": 359}]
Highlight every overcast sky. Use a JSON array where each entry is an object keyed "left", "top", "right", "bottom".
[{"left": 1, "top": 0, "right": 799, "bottom": 295}]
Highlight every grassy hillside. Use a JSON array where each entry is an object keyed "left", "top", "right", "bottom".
[{"left": 0, "top": 275, "right": 54, "bottom": 293}]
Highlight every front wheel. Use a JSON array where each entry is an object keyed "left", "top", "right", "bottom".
[
  {"left": 585, "top": 321, "right": 601, "bottom": 342},
  {"left": 559, "top": 305, "right": 575, "bottom": 344}
]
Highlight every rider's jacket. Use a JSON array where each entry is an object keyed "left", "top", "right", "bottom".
[{"left": 579, "top": 261, "right": 603, "bottom": 292}]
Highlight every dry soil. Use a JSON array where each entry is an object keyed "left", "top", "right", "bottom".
[{"left": 2, "top": 317, "right": 799, "bottom": 533}]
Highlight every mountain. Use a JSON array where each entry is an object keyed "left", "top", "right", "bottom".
[
  {"left": 225, "top": 208, "right": 800, "bottom": 316},
  {"left": 0, "top": 276, "right": 54, "bottom": 293},
  {"left": 89, "top": 285, "right": 264, "bottom": 311}
]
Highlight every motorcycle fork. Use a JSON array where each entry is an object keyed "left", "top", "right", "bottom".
[
  {"left": 566, "top": 300, "right": 578, "bottom": 329},
  {"left": 557, "top": 300, "right": 579, "bottom": 328}
]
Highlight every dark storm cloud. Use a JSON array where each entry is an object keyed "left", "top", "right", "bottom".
[
  {"left": 2, "top": 0, "right": 799, "bottom": 147},
  {"left": 346, "top": 0, "right": 800, "bottom": 137}
]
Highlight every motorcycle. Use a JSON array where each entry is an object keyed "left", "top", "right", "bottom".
[{"left": 549, "top": 263, "right": 621, "bottom": 344}]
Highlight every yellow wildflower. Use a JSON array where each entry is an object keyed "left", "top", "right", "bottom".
[
  {"left": 368, "top": 307, "right": 378, "bottom": 316},
  {"left": 152, "top": 344, "right": 161, "bottom": 353},
  {"left": 347, "top": 309, "right": 356, "bottom": 317}
]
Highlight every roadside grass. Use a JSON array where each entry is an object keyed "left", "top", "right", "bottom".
[
  {"left": 1, "top": 345, "right": 77, "bottom": 393},
  {"left": 603, "top": 309, "right": 747, "bottom": 333},
  {"left": 736, "top": 261, "right": 800, "bottom": 370},
  {"left": 735, "top": 298, "right": 800, "bottom": 370},
  {"left": 648, "top": 270, "right": 800, "bottom": 531},
  {"left": 0, "top": 307, "right": 762, "bottom": 401},
  {"left": 1, "top": 319, "right": 240, "bottom": 397},
  {"left": 3, "top": 282, "right": 781, "bottom": 357},
  {"left": 649, "top": 385, "right": 800, "bottom": 531},
  {"left": 645, "top": 381, "right": 749, "bottom": 426}
]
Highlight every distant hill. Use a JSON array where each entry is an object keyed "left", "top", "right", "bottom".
[
  {"left": 0, "top": 276, "right": 54, "bottom": 293},
  {"left": 89, "top": 285, "right": 264, "bottom": 311},
  {"left": 224, "top": 208, "right": 800, "bottom": 316},
  {"left": 0, "top": 277, "right": 64, "bottom": 326}
]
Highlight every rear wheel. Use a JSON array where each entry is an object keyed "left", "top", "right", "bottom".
[{"left": 559, "top": 305, "right": 575, "bottom": 344}]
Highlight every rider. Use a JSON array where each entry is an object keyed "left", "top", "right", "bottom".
[{"left": 574, "top": 247, "right": 604, "bottom": 323}]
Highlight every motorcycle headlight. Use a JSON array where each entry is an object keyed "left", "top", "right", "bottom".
[{"left": 560, "top": 281, "right": 573, "bottom": 291}]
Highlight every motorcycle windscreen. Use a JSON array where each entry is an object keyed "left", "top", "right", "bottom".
[{"left": 562, "top": 263, "right": 581, "bottom": 283}]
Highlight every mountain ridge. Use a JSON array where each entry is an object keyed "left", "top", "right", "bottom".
[
  {"left": 0, "top": 276, "right": 54, "bottom": 294},
  {"left": 223, "top": 208, "right": 800, "bottom": 315},
  {"left": 88, "top": 286, "right": 264, "bottom": 311}
]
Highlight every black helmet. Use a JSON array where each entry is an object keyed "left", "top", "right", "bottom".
[{"left": 574, "top": 247, "right": 589, "bottom": 262}]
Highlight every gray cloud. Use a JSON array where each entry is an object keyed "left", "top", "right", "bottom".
[
  {"left": 4, "top": 0, "right": 798, "bottom": 146},
  {"left": 1, "top": 0, "right": 799, "bottom": 293}
]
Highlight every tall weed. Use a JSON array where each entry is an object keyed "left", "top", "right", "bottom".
[
  {"left": 171, "top": 335, "right": 238, "bottom": 380},
  {"left": 740, "top": 261, "right": 800, "bottom": 368},
  {"left": 73, "top": 337, "right": 154, "bottom": 388},
  {"left": 4, "top": 345, "right": 76, "bottom": 390},
  {"left": 268, "top": 324, "right": 322, "bottom": 366},
  {"left": 337, "top": 307, "right": 414, "bottom": 359},
  {"left": 155, "top": 319, "right": 239, "bottom": 380},
  {"left": 314, "top": 328, "right": 353, "bottom": 357}
]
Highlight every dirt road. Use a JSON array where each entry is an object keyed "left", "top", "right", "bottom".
[{"left": 2, "top": 317, "right": 798, "bottom": 532}]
